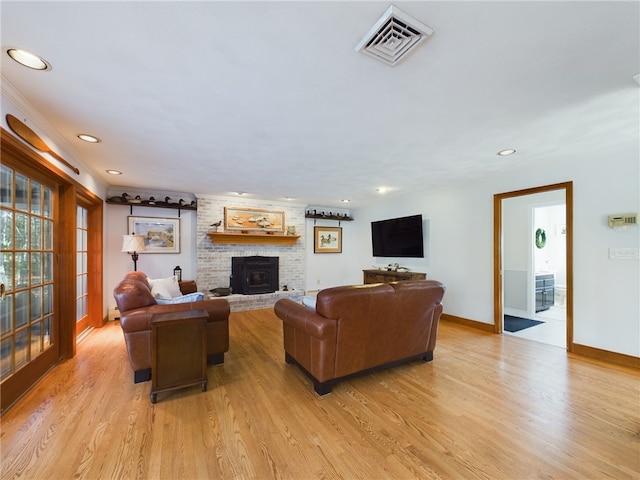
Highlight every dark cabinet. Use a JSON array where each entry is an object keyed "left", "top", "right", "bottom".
[
  {"left": 363, "top": 269, "right": 426, "bottom": 284},
  {"left": 535, "top": 274, "right": 555, "bottom": 312},
  {"left": 150, "top": 309, "right": 208, "bottom": 404}
]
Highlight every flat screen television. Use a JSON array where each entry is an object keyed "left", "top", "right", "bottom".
[{"left": 371, "top": 214, "right": 424, "bottom": 258}]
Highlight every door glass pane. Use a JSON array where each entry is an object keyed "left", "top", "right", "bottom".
[
  {"left": 43, "top": 253, "right": 53, "bottom": 283},
  {"left": 0, "top": 294, "right": 13, "bottom": 335},
  {"left": 15, "top": 213, "right": 28, "bottom": 250},
  {"left": 15, "top": 291, "right": 28, "bottom": 328},
  {"left": 43, "top": 284, "right": 52, "bottom": 315},
  {"left": 44, "top": 317, "right": 51, "bottom": 347},
  {"left": 30, "top": 287, "right": 42, "bottom": 321},
  {"left": 0, "top": 338, "right": 12, "bottom": 379},
  {"left": 43, "top": 187, "right": 52, "bottom": 218},
  {"left": 30, "top": 182, "right": 41, "bottom": 215},
  {"left": 1, "top": 252, "right": 13, "bottom": 291},
  {"left": 43, "top": 219, "right": 53, "bottom": 250},
  {"left": 30, "top": 253, "right": 42, "bottom": 285},
  {"left": 15, "top": 174, "right": 28, "bottom": 212},
  {"left": 14, "top": 329, "right": 28, "bottom": 370},
  {"left": 15, "top": 252, "right": 28, "bottom": 289},
  {"left": 30, "top": 322, "right": 42, "bottom": 358},
  {"left": 31, "top": 217, "right": 42, "bottom": 250},
  {"left": 0, "top": 165, "right": 13, "bottom": 208},
  {"left": 0, "top": 210, "right": 12, "bottom": 249}
]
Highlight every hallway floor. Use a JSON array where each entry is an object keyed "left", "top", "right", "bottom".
[{"left": 505, "top": 306, "right": 566, "bottom": 348}]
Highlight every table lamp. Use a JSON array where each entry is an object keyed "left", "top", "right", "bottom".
[{"left": 121, "top": 234, "right": 146, "bottom": 271}]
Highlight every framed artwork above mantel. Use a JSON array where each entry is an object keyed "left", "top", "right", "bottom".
[{"left": 224, "top": 207, "right": 285, "bottom": 233}]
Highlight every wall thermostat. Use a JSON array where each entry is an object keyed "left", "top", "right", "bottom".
[{"left": 608, "top": 213, "right": 638, "bottom": 227}]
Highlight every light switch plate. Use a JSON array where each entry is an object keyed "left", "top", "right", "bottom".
[{"left": 609, "top": 247, "right": 639, "bottom": 260}]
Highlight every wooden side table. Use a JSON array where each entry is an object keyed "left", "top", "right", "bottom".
[{"left": 150, "top": 309, "right": 208, "bottom": 404}]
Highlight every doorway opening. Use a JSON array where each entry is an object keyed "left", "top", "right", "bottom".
[{"left": 493, "top": 182, "right": 573, "bottom": 351}]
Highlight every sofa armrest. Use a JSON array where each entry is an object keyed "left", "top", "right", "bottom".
[
  {"left": 179, "top": 280, "right": 198, "bottom": 294},
  {"left": 274, "top": 298, "right": 336, "bottom": 340},
  {"left": 120, "top": 308, "right": 153, "bottom": 334}
]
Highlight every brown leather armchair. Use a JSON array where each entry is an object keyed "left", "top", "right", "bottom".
[
  {"left": 113, "top": 271, "right": 230, "bottom": 383},
  {"left": 274, "top": 279, "right": 445, "bottom": 395}
]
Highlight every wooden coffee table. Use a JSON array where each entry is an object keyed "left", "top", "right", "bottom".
[{"left": 150, "top": 309, "right": 208, "bottom": 404}]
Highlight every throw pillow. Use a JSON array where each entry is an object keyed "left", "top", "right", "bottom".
[
  {"left": 155, "top": 292, "right": 205, "bottom": 304},
  {"left": 148, "top": 275, "right": 183, "bottom": 298}
]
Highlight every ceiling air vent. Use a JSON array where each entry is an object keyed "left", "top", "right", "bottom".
[{"left": 355, "top": 5, "right": 434, "bottom": 66}]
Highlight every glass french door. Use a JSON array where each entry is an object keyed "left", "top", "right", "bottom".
[
  {"left": 75, "top": 205, "right": 89, "bottom": 336},
  {"left": 0, "top": 162, "right": 59, "bottom": 412}
]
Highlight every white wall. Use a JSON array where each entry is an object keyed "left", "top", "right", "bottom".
[
  {"left": 344, "top": 151, "right": 639, "bottom": 357},
  {"left": 105, "top": 202, "right": 198, "bottom": 305}
]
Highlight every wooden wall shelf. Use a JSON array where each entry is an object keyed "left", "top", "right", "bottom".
[
  {"left": 208, "top": 232, "right": 300, "bottom": 245},
  {"left": 305, "top": 213, "right": 353, "bottom": 221},
  {"left": 106, "top": 199, "right": 196, "bottom": 212}
]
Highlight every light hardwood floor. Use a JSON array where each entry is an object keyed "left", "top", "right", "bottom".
[{"left": 1, "top": 309, "right": 638, "bottom": 479}]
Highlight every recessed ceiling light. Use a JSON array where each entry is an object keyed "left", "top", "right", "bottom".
[
  {"left": 497, "top": 149, "right": 516, "bottom": 156},
  {"left": 376, "top": 187, "right": 388, "bottom": 194},
  {"left": 285, "top": 196, "right": 294, "bottom": 201},
  {"left": 236, "top": 192, "right": 246, "bottom": 196},
  {"left": 106, "top": 170, "right": 122, "bottom": 175},
  {"left": 7, "top": 48, "right": 51, "bottom": 71},
  {"left": 77, "top": 134, "right": 101, "bottom": 143},
  {"left": 341, "top": 199, "right": 350, "bottom": 203}
]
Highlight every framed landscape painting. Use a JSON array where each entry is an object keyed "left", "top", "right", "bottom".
[
  {"left": 128, "top": 216, "right": 180, "bottom": 253},
  {"left": 314, "top": 226, "right": 342, "bottom": 253}
]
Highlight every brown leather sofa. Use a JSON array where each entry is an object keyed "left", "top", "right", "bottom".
[
  {"left": 274, "top": 279, "right": 445, "bottom": 395},
  {"left": 113, "top": 271, "right": 230, "bottom": 383}
]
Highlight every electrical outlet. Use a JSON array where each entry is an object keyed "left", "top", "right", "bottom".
[{"left": 609, "top": 247, "right": 639, "bottom": 260}]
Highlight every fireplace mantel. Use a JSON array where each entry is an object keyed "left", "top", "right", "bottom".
[{"left": 207, "top": 232, "right": 300, "bottom": 245}]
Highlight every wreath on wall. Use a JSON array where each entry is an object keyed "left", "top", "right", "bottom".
[{"left": 535, "top": 228, "right": 547, "bottom": 249}]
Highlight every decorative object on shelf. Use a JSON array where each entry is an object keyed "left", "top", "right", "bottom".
[
  {"left": 173, "top": 266, "right": 182, "bottom": 282},
  {"left": 209, "top": 220, "right": 222, "bottom": 232},
  {"left": 128, "top": 216, "right": 180, "bottom": 253},
  {"left": 314, "top": 226, "right": 342, "bottom": 253},
  {"left": 305, "top": 211, "right": 353, "bottom": 221},
  {"left": 121, "top": 234, "right": 146, "bottom": 271},
  {"left": 106, "top": 189, "right": 197, "bottom": 211},
  {"left": 287, "top": 226, "right": 296, "bottom": 236},
  {"left": 224, "top": 207, "right": 285, "bottom": 233},
  {"left": 108, "top": 192, "right": 130, "bottom": 203},
  {"left": 535, "top": 228, "right": 547, "bottom": 249}
]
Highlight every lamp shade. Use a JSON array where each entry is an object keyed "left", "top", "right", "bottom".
[{"left": 121, "top": 234, "right": 146, "bottom": 253}]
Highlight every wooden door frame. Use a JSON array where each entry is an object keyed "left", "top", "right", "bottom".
[
  {"left": 1, "top": 128, "right": 103, "bottom": 377},
  {"left": 493, "top": 182, "right": 574, "bottom": 351}
]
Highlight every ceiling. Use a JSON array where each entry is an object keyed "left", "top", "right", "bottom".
[{"left": 2, "top": 1, "right": 639, "bottom": 209}]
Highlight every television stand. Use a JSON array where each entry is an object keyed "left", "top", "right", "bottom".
[{"left": 363, "top": 269, "right": 426, "bottom": 284}]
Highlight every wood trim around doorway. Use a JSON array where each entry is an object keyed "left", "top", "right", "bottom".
[{"left": 493, "top": 182, "right": 574, "bottom": 352}]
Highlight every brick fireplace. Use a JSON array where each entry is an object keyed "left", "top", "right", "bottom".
[{"left": 195, "top": 195, "right": 306, "bottom": 305}]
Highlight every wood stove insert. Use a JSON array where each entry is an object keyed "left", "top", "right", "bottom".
[{"left": 231, "top": 256, "right": 279, "bottom": 295}]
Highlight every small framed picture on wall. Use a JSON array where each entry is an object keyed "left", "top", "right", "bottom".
[{"left": 314, "top": 226, "right": 342, "bottom": 253}]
